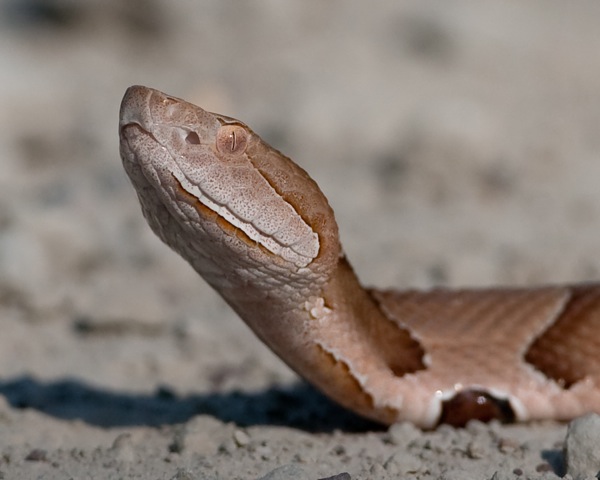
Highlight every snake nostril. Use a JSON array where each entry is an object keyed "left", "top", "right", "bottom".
[{"left": 185, "top": 131, "right": 200, "bottom": 145}]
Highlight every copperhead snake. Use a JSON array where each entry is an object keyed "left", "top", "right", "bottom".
[{"left": 119, "top": 85, "right": 600, "bottom": 429}]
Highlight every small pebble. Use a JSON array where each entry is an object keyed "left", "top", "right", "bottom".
[
  {"left": 466, "top": 441, "right": 485, "bottom": 459},
  {"left": 535, "top": 463, "right": 552, "bottom": 473},
  {"left": 386, "top": 422, "right": 421, "bottom": 447},
  {"left": 25, "top": 449, "right": 47, "bottom": 462},
  {"left": 170, "top": 468, "right": 196, "bottom": 480},
  {"left": 439, "top": 468, "right": 472, "bottom": 480},
  {"left": 565, "top": 414, "right": 600, "bottom": 480},
  {"left": 318, "top": 473, "right": 351, "bottom": 480},
  {"left": 489, "top": 471, "right": 513, "bottom": 480},
  {"left": 498, "top": 437, "right": 519, "bottom": 454},
  {"left": 370, "top": 463, "right": 386, "bottom": 476},
  {"left": 110, "top": 433, "right": 135, "bottom": 463},
  {"left": 331, "top": 445, "right": 345, "bottom": 456},
  {"left": 383, "top": 452, "right": 422, "bottom": 475},
  {"left": 218, "top": 439, "right": 237, "bottom": 455},
  {"left": 256, "top": 445, "right": 273, "bottom": 461},
  {"left": 257, "top": 464, "right": 313, "bottom": 480},
  {"left": 168, "top": 425, "right": 186, "bottom": 454},
  {"left": 233, "top": 429, "right": 250, "bottom": 447}
]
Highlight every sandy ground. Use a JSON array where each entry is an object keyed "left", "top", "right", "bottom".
[{"left": 1, "top": 0, "right": 600, "bottom": 478}]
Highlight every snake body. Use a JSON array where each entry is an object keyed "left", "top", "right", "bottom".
[{"left": 119, "top": 86, "right": 600, "bottom": 428}]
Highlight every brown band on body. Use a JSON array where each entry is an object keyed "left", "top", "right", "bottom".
[
  {"left": 525, "top": 285, "right": 600, "bottom": 387},
  {"left": 365, "top": 288, "right": 427, "bottom": 377},
  {"left": 313, "top": 344, "right": 399, "bottom": 425},
  {"left": 326, "top": 258, "right": 426, "bottom": 378}
]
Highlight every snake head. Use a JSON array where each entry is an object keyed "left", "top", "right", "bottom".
[{"left": 119, "top": 86, "right": 340, "bottom": 293}]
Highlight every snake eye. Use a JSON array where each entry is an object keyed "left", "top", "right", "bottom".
[{"left": 216, "top": 125, "right": 248, "bottom": 155}]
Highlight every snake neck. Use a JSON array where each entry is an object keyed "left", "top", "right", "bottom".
[{"left": 214, "top": 252, "right": 426, "bottom": 425}]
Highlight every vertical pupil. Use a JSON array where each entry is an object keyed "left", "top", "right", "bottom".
[{"left": 229, "top": 131, "right": 236, "bottom": 151}]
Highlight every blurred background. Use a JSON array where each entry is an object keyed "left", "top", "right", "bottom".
[{"left": 1, "top": 0, "right": 600, "bottom": 415}]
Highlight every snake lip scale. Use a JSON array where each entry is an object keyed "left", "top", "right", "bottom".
[{"left": 119, "top": 85, "right": 600, "bottom": 428}]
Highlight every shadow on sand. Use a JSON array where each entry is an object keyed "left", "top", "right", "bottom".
[{"left": 0, "top": 376, "right": 383, "bottom": 433}]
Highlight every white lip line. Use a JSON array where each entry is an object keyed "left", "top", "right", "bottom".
[{"left": 171, "top": 169, "right": 314, "bottom": 267}]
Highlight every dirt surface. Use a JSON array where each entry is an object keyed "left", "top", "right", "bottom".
[{"left": 1, "top": 1, "right": 600, "bottom": 478}]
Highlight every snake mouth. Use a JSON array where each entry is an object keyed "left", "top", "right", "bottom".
[
  {"left": 119, "top": 122, "right": 164, "bottom": 175},
  {"left": 120, "top": 122, "right": 158, "bottom": 144}
]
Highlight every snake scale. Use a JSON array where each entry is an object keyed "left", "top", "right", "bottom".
[{"left": 119, "top": 86, "right": 600, "bottom": 428}]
